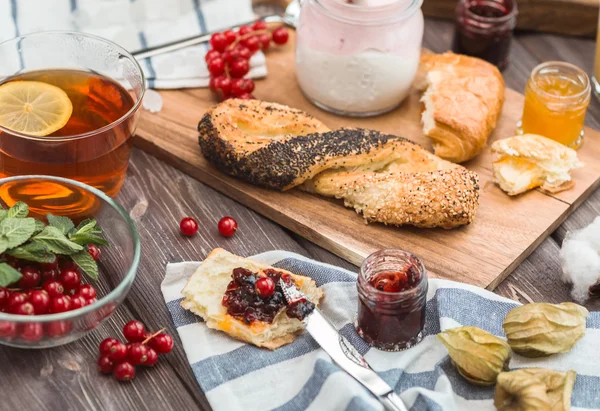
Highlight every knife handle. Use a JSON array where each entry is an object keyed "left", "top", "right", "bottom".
[{"left": 381, "top": 392, "right": 409, "bottom": 411}]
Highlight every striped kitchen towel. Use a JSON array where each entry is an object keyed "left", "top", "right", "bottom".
[
  {"left": 0, "top": 0, "right": 266, "bottom": 89},
  {"left": 161, "top": 251, "right": 600, "bottom": 411}
]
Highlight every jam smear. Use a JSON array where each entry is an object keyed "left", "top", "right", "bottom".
[
  {"left": 368, "top": 265, "right": 421, "bottom": 293},
  {"left": 222, "top": 268, "right": 315, "bottom": 324}
]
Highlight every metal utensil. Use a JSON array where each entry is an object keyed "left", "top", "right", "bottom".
[
  {"left": 132, "top": 0, "right": 300, "bottom": 60},
  {"left": 279, "top": 279, "right": 409, "bottom": 411}
]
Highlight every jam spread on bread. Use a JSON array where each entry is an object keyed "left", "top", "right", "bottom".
[{"left": 222, "top": 268, "right": 315, "bottom": 324}]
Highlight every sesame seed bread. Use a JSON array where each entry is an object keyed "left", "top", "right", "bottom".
[
  {"left": 180, "top": 248, "right": 324, "bottom": 350},
  {"left": 491, "top": 134, "right": 582, "bottom": 196},
  {"left": 420, "top": 52, "right": 505, "bottom": 163},
  {"left": 198, "top": 99, "right": 480, "bottom": 228}
]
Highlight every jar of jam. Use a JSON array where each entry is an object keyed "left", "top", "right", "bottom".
[
  {"left": 451, "top": 0, "right": 518, "bottom": 71},
  {"left": 519, "top": 62, "right": 591, "bottom": 148},
  {"left": 355, "top": 249, "right": 427, "bottom": 351}
]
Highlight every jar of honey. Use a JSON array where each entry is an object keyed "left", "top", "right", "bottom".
[{"left": 519, "top": 62, "right": 591, "bottom": 148}]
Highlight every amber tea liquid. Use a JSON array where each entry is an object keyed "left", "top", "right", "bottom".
[{"left": 0, "top": 70, "right": 137, "bottom": 214}]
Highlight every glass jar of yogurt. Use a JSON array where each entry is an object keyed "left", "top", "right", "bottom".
[{"left": 295, "top": 0, "right": 424, "bottom": 117}]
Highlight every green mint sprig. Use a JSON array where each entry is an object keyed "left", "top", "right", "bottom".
[{"left": 0, "top": 201, "right": 108, "bottom": 286}]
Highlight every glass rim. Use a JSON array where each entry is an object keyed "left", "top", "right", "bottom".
[
  {"left": 359, "top": 248, "right": 427, "bottom": 296},
  {"left": 311, "top": 0, "right": 423, "bottom": 25},
  {"left": 529, "top": 61, "right": 591, "bottom": 103},
  {"left": 461, "top": 0, "right": 518, "bottom": 24},
  {"left": 0, "top": 30, "right": 146, "bottom": 142},
  {"left": 0, "top": 175, "right": 141, "bottom": 323}
]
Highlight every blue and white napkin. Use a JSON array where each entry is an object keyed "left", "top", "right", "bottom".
[
  {"left": 161, "top": 251, "right": 600, "bottom": 411},
  {"left": 0, "top": 0, "right": 267, "bottom": 89}
]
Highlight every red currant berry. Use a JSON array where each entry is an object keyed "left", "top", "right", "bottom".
[
  {"left": 180, "top": 217, "right": 199, "bottom": 237},
  {"left": 123, "top": 320, "right": 146, "bottom": 343},
  {"left": 59, "top": 259, "right": 78, "bottom": 271},
  {"left": 13, "top": 302, "right": 34, "bottom": 315},
  {"left": 229, "top": 59, "right": 250, "bottom": 78},
  {"left": 208, "top": 57, "right": 225, "bottom": 76},
  {"left": 205, "top": 49, "right": 221, "bottom": 64},
  {"left": 113, "top": 361, "right": 136, "bottom": 382},
  {"left": 99, "top": 337, "right": 120, "bottom": 356},
  {"left": 209, "top": 76, "right": 219, "bottom": 93},
  {"left": 108, "top": 342, "right": 129, "bottom": 362},
  {"left": 71, "top": 295, "right": 86, "bottom": 310},
  {"left": 86, "top": 297, "right": 97, "bottom": 306},
  {"left": 49, "top": 295, "right": 72, "bottom": 313},
  {"left": 0, "top": 287, "right": 9, "bottom": 309},
  {"left": 252, "top": 21, "right": 268, "bottom": 31},
  {"left": 45, "top": 320, "right": 72, "bottom": 337},
  {"left": 127, "top": 343, "right": 149, "bottom": 365},
  {"left": 238, "top": 25, "right": 253, "bottom": 36},
  {"left": 59, "top": 269, "right": 81, "bottom": 291},
  {"left": 43, "top": 280, "right": 64, "bottom": 297},
  {"left": 217, "top": 216, "right": 238, "bottom": 237},
  {"left": 209, "top": 32, "right": 228, "bottom": 52},
  {"left": 87, "top": 244, "right": 101, "bottom": 261},
  {"left": 148, "top": 333, "right": 174, "bottom": 354},
  {"left": 238, "top": 47, "right": 252, "bottom": 60},
  {"left": 41, "top": 269, "right": 58, "bottom": 283},
  {"left": 21, "top": 323, "right": 44, "bottom": 342},
  {"left": 0, "top": 321, "right": 17, "bottom": 338},
  {"left": 144, "top": 347, "right": 159, "bottom": 367},
  {"left": 7, "top": 292, "right": 28, "bottom": 312},
  {"left": 98, "top": 355, "right": 115, "bottom": 374},
  {"left": 258, "top": 33, "right": 271, "bottom": 51},
  {"left": 75, "top": 284, "right": 97, "bottom": 300},
  {"left": 29, "top": 290, "right": 50, "bottom": 314},
  {"left": 231, "top": 78, "right": 255, "bottom": 97},
  {"left": 39, "top": 255, "right": 59, "bottom": 271},
  {"left": 223, "top": 29, "right": 237, "bottom": 45},
  {"left": 242, "top": 36, "right": 260, "bottom": 53},
  {"left": 213, "top": 76, "right": 232, "bottom": 99},
  {"left": 19, "top": 266, "right": 41, "bottom": 289},
  {"left": 272, "top": 27, "right": 289, "bottom": 45},
  {"left": 255, "top": 277, "right": 275, "bottom": 298}
]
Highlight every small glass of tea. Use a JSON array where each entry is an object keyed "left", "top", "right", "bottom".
[{"left": 0, "top": 31, "right": 145, "bottom": 214}]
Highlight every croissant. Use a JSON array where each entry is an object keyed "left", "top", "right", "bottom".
[
  {"left": 198, "top": 99, "right": 480, "bottom": 229},
  {"left": 420, "top": 52, "right": 505, "bottom": 163}
]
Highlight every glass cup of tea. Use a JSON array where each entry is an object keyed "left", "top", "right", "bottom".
[{"left": 0, "top": 31, "right": 145, "bottom": 213}]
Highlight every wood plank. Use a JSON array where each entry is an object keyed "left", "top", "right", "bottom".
[
  {"left": 422, "top": 0, "right": 599, "bottom": 37},
  {"left": 133, "top": 31, "right": 600, "bottom": 290}
]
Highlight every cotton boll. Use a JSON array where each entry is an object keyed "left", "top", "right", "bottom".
[{"left": 560, "top": 236, "right": 600, "bottom": 303}]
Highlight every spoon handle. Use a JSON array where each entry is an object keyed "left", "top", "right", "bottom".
[{"left": 131, "top": 15, "right": 285, "bottom": 60}]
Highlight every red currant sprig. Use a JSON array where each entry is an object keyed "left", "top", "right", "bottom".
[
  {"left": 206, "top": 22, "right": 289, "bottom": 101},
  {"left": 97, "top": 321, "right": 174, "bottom": 382}
]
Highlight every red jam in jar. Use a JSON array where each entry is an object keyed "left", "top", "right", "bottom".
[
  {"left": 451, "top": 0, "right": 518, "bottom": 71},
  {"left": 355, "top": 249, "right": 427, "bottom": 351}
]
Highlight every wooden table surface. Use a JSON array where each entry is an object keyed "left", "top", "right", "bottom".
[{"left": 2, "top": 19, "right": 600, "bottom": 411}]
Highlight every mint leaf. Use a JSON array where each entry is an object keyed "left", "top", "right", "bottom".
[
  {"left": 6, "top": 242, "right": 56, "bottom": 263},
  {"left": 0, "top": 217, "right": 36, "bottom": 250},
  {"left": 0, "top": 210, "right": 7, "bottom": 223},
  {"left": 32, "top": 226, "right": 83, "bottom": 255},
  {"left": 0, "top": 237, "right": 7, "bottom": 254},
  {"left": 71, "top": 250, "right": 98, "bottom": 281},
  {"left": 7, "top": 202, "right": 28, "bottom": 218},
  {"left": 33, "top": 220, "right": 45, "bottom": 235},
  {"left": 69, "top": 218, "right": 108, "bottom": 246},
  {"left": 0, "top": 262, "right": 22, "bottom": 287},
  {"left": 47, "top": 213, "right": 75, "bottom": 235}
]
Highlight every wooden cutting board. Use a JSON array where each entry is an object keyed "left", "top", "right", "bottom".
[{"left": 134, "top": 39, "right": 600, "bottom": 290}]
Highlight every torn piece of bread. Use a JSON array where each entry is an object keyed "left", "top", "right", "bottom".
[
  {"left": 491, "top": 134, "right": 583, "bottom": 196},
  {"left": 420, "top": 52, "right": 505, "bottom": 163},
  {"left": 180, "top": 248, "right": 324, "bottom": 350}
]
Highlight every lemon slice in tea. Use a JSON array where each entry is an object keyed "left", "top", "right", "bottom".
[{"left": 0, "top": 80, "right": 73, "bottom": 136}]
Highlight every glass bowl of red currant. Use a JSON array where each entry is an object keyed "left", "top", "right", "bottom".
[{"left": 0, "top": 175, "right": 140, "bottom": 349}]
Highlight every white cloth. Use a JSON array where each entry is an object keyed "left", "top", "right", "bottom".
[
  {"left": 0, "top": 0, "right": 267, "bottom": 89},
  {"left": 161, "top": 250, "right": 600, "bottom": 411}
]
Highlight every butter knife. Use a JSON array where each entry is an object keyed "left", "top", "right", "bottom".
[{"left": 279, "top": 279, "right": 408, "bottom": 411}]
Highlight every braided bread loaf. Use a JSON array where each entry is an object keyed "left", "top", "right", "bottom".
[{"left": 198, "top": 99, "right": 480, "bottom": 229}]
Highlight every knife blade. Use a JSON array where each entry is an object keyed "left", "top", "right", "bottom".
[{"left": 279, "top": 279, "right": 408, "bottom": 411}]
